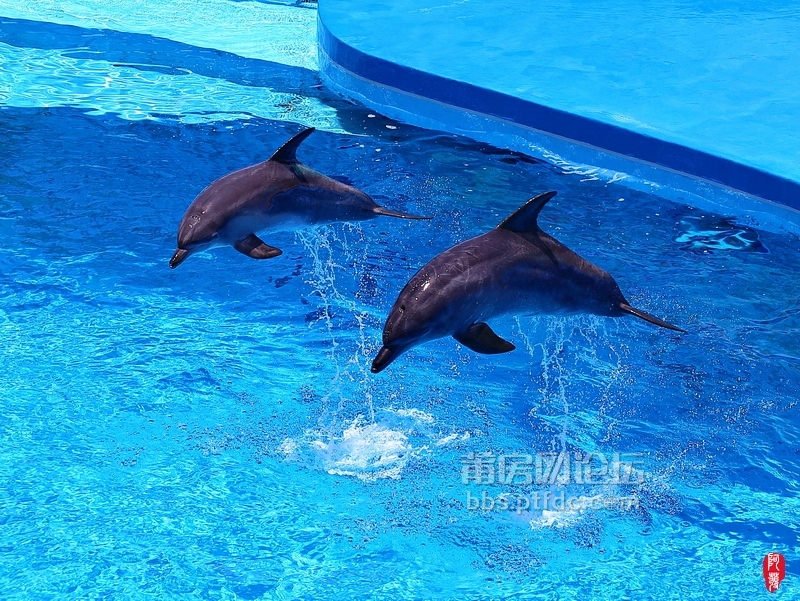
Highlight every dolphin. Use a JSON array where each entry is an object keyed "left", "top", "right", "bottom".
[
  {"left": 371, "top": 190, "right": 685, "bottom": 373},
  {"left": 170, "top": 127, "right": 427, "bottom": 268}
]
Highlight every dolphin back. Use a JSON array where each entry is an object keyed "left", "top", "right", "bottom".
[{"left": 271, "top": 127, "right": 429, "bottom": 220}]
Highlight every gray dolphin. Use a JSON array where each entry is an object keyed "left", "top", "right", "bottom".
[
  {"left": 170, "top": 127, "right": 427, "bottom": 268},
  {"left": 371, "top": 190, "right": 685, "bottom": 373}
]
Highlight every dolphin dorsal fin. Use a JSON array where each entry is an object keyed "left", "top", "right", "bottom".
[
  {"left": 268, "top": 127, "right": 316, "bottom": 164},
  {"left": 497, "top": 191, "right": 558, "bottom": 232}
]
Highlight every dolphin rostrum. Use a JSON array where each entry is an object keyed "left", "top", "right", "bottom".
[
  {"left": 371, "top": 191, "right": 685, "bottom": 373},
  {"left": 170, "top": 127, "right": 428, "bottom": 268}
]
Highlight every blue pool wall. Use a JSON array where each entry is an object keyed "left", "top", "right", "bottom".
[{"left": 317, "top": 0, "right": 800, "bottom": 228}]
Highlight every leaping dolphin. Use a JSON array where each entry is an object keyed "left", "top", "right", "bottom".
[
  {"left": 371, "top": 191, "right": 685, "bottom": 373},
  {"left": 170, "top": 127, "right": 428, "bottom": 268}
]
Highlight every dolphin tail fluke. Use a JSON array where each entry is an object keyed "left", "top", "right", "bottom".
[
  {"left": 454, "top": 323, "right": 516, "bottom": 354},
  {"left": 619, "top": 303, "right": 686, "bottom": 333},
  {"left": 269, "top": 127, "right": 316, "bottom": 164},
  {"left": 372, "top": 206, "right": 431, "bottom": 220}
]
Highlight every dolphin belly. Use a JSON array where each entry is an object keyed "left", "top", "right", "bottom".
[{"left": 220, "top": 210, "right": 311, "bottom": 242}]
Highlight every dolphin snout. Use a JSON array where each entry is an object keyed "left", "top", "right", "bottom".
[
  {"left": 372, "top": 206, "right": 431, "bottom": 220},
  {"left": 371, "top": 345, "right": 405, "bottom": 373},
  {"left": 170, "top": 248, "right": 190, "bottom": 269},
  {"left": 618, "top": 303, "right": 686, "bottom": 333}
]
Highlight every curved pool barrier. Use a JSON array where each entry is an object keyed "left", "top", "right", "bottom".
[{"left": 317, "top": 0, "right": 800, "bottom": 230}]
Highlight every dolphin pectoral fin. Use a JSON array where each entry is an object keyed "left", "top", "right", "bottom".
[
  {"left": 372, "top": 206, "right": 431, "bottom": 220},
  {"left": 233, "top": 234, "right": 283, "bottom": 260},
  {"left": 619, "top": 303, "right": 686, "bottom": 333},
  {"left": 268, "top": 127, "right": 315, "bottom": 164},
  {"left": 454, "top": 323, "right": 516, "bottom": 354}
]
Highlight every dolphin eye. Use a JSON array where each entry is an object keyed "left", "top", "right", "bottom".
[{"left": 400, "top": 305, "right": 406, "bottom": 312}]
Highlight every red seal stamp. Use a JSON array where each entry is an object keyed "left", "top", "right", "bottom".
[{"left": 762, "top": 552, "right": 786, "bottom": 593}]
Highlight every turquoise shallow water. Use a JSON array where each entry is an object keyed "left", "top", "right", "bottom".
[{"left": 1, "top": 5, "right": 799, "bottom": 600}]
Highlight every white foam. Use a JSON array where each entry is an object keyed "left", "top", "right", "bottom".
[
  {"left": 528, "top": 509, "right": 582, "bottom": 529},
  {"left": 312, "top": 416, "right": 413, "bottom": 481},
  {"left": 388, "top": 408, "right": 436, "bottom": 423},
  {"left": 526, "top": 492, "right": 638, "bottom": 530},
  {"left": 278, "top": 437, "right": 298, "bottom": 457},
  {"left": 435, "top": 432, "right": 471, "bottom": 446}
]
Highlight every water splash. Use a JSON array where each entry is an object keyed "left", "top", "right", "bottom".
[
  {"left": 310, "top": 415, "right": 412, "bottom": 481},
  {"left": 296, "top": 224, "right": 379, "bottom": 427},
  {"left": 516, "top": 315, "right": 627, "bottom": 453}
]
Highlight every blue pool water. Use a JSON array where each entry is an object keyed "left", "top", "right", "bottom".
[{"left": 1, "top": 4, "right": 799, "bottom": 600}]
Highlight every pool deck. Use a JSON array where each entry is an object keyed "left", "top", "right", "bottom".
[{"left": 318, "top": 0, "right": 800, "bottom": 215}]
